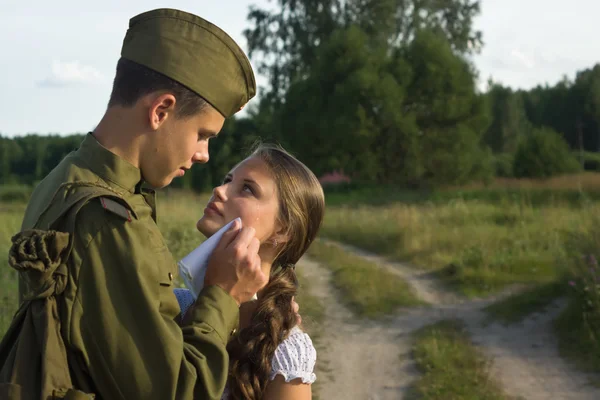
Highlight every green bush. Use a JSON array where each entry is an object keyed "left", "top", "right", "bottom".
[
  {"left": 492, "top": 153, "right": 514, "bottom": 177},
  {"left": 513, "top": 127, "right": 581, "bottom": 178},
  {"left": 469, "top": 146, "right": 496, "bottom": 185},
  {"left": 0, "top": 184, "right": 32, "bottom": 203},
  {"left": 580, "top": 151, "right": 600, "bottom": 171}
]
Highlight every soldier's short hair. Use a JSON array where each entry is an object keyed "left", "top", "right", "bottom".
[{"left": 107, "top": 57, "right": 209, "bottom": 118}]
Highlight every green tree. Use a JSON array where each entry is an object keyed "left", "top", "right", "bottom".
[
  {"left": 388, "top": 0, "right": 483, "bottom": 53},
  {"left": 278, "top": 27, "right": 490, "bottom": 186},
  {"left": 522, "top": 77, "right": 580, "bottom": 152},
  {"left": 574, "top": 65, "right": 600, "bottom": 152},
  {"left": 401, "top": 29, "right": 491, "bottom": 185},
  {"left": 483, "top": 83, "right": 530, "bottom": 153},
  {"left": 245, "top": 0, "right": 483, "bottom": 107},
  {"left": 513, "top": 127, "right": 581, "bottom": 178},
  {"left": 244, "top": 0, "right": 342, "bottom": 107},
  {"left": 279, "top": 25, "right": 397, "bottom": 180}
]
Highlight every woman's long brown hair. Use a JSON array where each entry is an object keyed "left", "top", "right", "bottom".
[{"left": 226, "top": 143, "right": 325, "bottom": 400}]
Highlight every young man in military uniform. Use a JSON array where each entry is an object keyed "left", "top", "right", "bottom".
[{"left": 0, "top": 8, "right": 268, "bottom": 400}]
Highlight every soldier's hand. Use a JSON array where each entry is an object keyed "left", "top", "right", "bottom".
[{"left": 205, "top": 220, "right": 268, "bottom": 306}]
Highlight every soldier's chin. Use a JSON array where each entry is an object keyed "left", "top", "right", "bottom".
[
  {"left": 143, "top": 174, "right": 171, "bottom": 189},
  {"left": 196, "top": 217, "right": 223, "bottom": 238}
]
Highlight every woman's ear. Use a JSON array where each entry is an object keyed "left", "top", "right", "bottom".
[{"left": 269, "top": 224, "right": 290, "bottom": 247}]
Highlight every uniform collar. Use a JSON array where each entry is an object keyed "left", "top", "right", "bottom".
[{"left": 76, "top": 133, "right": 143, "bottom": 194}]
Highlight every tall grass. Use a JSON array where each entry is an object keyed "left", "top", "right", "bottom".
[
  {"left": 444, "top": 172, "right": 600, "bottom": 191},
  {"left": 307, "top": 240, "right": 423, "bottom": 318},
  {"left": 324, "top": 173, "right": 600, "bottom": 207},
  {"left": 321, "top": 195, "right": 595, "bottom": 297},
  {"left": 408, "top": 320, "right": 508, "bottom": 400},
  {"left": 0, "top": 185, "right": 33, "bottom": 203},
  {"left": 484, "top": 281, "right": 567, "bottom": 324},
  {"left": 156, "top": 190, "right": 211, "bottom": 263},
  {"left": 555, "top": 218, "right": 600, "bottom": 378},
  {"left": 0, "top": 203, "right": 26, "bottom": 336}
]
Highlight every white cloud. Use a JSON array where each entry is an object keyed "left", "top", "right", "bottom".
[
  {"left": 510, "top": 50, "right": 535, "bottom": 69},
  {"left": 37, "top": 60, "right": 107, "bottom": 88}
]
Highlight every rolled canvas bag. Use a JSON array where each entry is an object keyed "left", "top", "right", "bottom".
[
  {"left": 0, "top": 186, "right": 124, "bottom": 400},
  {"left": 0, "top": 230, "right": 94, "bottom": 399}
]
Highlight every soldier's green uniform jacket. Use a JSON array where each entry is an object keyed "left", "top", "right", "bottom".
[
  {"left": 0, "top": 8, "right": 256, "bottom": 400},
  {"left": 3, "top": 133, "right": 239, "bottom": 400}
]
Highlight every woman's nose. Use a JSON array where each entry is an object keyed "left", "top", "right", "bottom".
[{"left": 213, "top": 183, "right": 227, "bottom": 201}]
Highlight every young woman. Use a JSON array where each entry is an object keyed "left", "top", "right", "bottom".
[{"left": 175, "top": 143, "right": 325, "bottom": 400}]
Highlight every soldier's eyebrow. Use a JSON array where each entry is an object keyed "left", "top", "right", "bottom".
[{"left": 198, "top": 128, "right": 218, "bottom": 139}]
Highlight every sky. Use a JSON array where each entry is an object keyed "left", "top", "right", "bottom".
[{"left": 1, "top": 0, "right": 598, "bottom": 137}]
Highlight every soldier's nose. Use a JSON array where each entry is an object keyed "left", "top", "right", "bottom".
[{"left": 192, "top": 150, "right": 209, "bottom": 164}]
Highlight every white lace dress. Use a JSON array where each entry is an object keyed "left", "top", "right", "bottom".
[{"left": 173, "top": 289, "right": 317, "bottom": 400}]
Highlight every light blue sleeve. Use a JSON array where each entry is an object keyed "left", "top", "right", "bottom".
[{"left": 174, "top": 288, "right": 196, "bottom": 319}]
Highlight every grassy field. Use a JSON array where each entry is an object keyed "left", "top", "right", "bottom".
[
  {"left": 552, "top": 219, "right": 600, "bottom": 382},
  {"left": 307, "top": 240, "right": 424, "bottom": 318},
  {"left": 324, "top": 172, "right": 600, "bottom": 207},
  {"left": 321, "top": 176, "right": 598, "bottom": 298},
  {"left": 321, "top": 173, "right": 600, "bottom": 382},
  {"left": 0, "top": 202, "right": 26, "bottom": 335},
  {"left": 155, "top": 190, "right": 211, "bottom": 262},
  {"left": 483, "top": 281, "right": 568, "bottom": 324},
  {"left": 408, "top": 320, "right": 509, "bottom": 400}
]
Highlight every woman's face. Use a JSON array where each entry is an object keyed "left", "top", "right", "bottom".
[{"left": 196, "top": 156, "right": 282, "bottom": 245}]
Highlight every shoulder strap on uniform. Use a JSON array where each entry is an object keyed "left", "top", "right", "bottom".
[
  {"left": 34, "top": 181, "right": 136, "bottom": 233},
  {"left": 17, "top": 182, "right": 136, "bottom": 305},
  {"left": 99, "top": 197, "right": 132, "bottom": 221}
]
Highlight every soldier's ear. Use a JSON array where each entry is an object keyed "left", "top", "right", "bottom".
[{"left": 148, "top": 93, "right": 177, "bottom": 130}]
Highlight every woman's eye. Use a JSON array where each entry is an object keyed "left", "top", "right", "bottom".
[
  {"left": 243, "top": 184, "right": 254, "bottom": 194},
  {"left": 222, "top": 177, "right": 231, "bottom": 185}
]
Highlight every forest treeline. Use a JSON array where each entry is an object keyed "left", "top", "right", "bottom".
[{"left": 2, "top": 0, "right": 600, "bottom": 191}]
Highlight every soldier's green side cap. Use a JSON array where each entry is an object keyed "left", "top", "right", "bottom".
[{"left": 121, "top": 8, "right": 256, "bottom": 118}]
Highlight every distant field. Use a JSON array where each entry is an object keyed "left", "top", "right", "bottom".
[
  {"left": 321, "top": 173, "right": 599, "bottom": 297},
  {"left": 324, "top": 172, "right": 600, "bottom": 207},
  {"left": 444, "top": 172, "right": 600, "bottom": 191}
]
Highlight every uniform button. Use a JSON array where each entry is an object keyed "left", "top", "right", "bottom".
[{"left": 231, "top": 328, "right": 237, "bottom": 336}]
